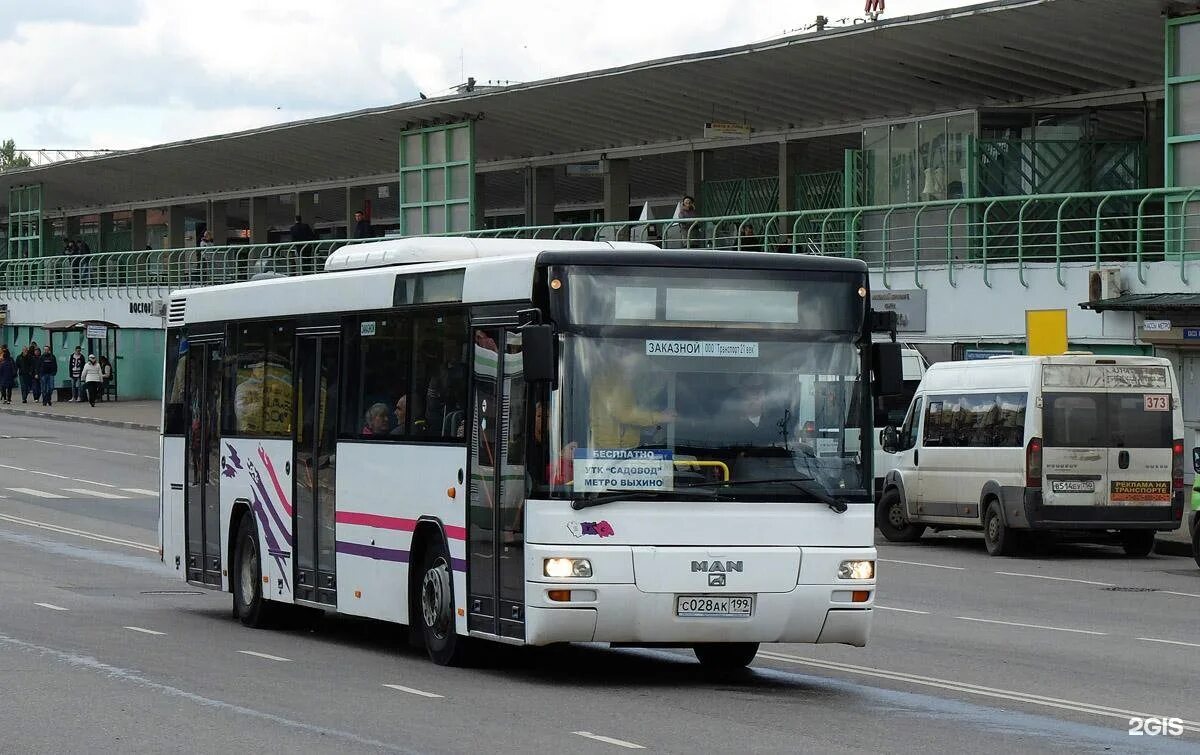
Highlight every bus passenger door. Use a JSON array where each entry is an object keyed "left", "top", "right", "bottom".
[
  {"left": 467, "top": 326, "right": 528, "bottom": 640},
  {"left": 185, "top": 340, "right": 222, "bottom": 587},
  {"left": 294, "top": 330, "right": 340, "bottom": 606}
]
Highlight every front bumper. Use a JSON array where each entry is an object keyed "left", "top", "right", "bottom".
[{"left": 523, "top": 544, "right": 875, "bottom": 647}]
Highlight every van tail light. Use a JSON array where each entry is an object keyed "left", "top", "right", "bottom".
[
  {"left": 1026, "top": 437, "right": 1043, "bottom": 489},
  {"left": 803, "top": 421, "right": 816, "bottom": 437},
  {"left": 1173, "top": 439, "right": 1185, "bottom": 492}
]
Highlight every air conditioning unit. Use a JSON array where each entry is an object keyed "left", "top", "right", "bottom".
[{"left": 1087, "top": 268, "right": 1124, "bottom": 302}]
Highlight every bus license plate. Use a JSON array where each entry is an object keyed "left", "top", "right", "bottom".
[
  {"left": 1051, "top": 480, "right": 1095, "bottom": 493},
  {"left": 675, "top": 595, "right": 754, "bottom": 618}
]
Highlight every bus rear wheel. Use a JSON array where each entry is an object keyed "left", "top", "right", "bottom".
[
  {"left": 693, "top": 642, "right": 759, "bottom": 671},
  {"left": 232, "top": 512, "right": 281, "bottom": 628},
  {"left": 418, "top": 539, "right": 469, "bottom": 666},
  {"left": 876, "top": 489, "right": 925, "bottom": 542},
  {"left": 1120, "top": 530, "right": 1156, "bottom": 558}
]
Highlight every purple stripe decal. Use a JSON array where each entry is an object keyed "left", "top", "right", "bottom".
[{"left": 334, "top": 541, "right": 467, "bottom": 573}]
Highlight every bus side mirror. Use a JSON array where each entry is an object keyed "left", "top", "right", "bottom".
[
  {"left": 880, "top": 426, "right": 899, "bottom": 454},
  {"left": 1192, "top": 446, "right": 1200, "bottom": 475},
  {"left": 521, "top": 324, "right": 556, "bottom": 384},
  {"left": 872, "top": 342, "right": 903, "bottom": 397}
]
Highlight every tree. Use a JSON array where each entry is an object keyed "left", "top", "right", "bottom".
[{"left": 0, "top": 139, "right": 32, "bottom": 172}]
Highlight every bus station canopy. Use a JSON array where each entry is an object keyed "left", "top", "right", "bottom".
[{"left": 0, "top": 0, "right": 1188, "bottom": 216}]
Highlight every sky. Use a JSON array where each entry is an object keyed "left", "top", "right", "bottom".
[{"left": 0, "top": 0, "right": 994, "bottom": 154}]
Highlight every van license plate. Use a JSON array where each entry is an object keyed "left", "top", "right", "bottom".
[
  {"left": 1051, "top": 480, "right": 1095, "bottom": 493},
  {"left": 676, "top": 595, "right": 754, "bottom": 618}
]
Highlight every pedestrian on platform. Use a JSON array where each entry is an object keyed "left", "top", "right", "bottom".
[
  {"left": 0, "top": 346, "right": 15, "bottom": 404},
  {"left": 68, "top": 345, "right": 85, "bottom": 402},
  {"left": 81, "top": 354, "right": 103, "bottom": 407},
  {"left": 352, "top": 210, "right": 373, "bottom": 240},
  {"left": 39, "top": 345, "right": 58, "bottom": 406},
  {"left": 16, "top": 345, "right": 35, "bottom": 403},
  {"left": 99, "top": 355, "right": 114, "bottom": 401}
]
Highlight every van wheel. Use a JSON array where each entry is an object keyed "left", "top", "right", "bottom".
[
  {"left": 232, "top": 512, "right": 281, "bottom": 628},
  {"left": 876, "top": 489, "right": 925, "bottom": 542},
  {"left": 1192, "top": 523, "right": 1200, "bottom": 569},
  {"left": 1120, "top": 530, "right": 1156, "bottom": 558},
  {"left": 983, "top": 500, "right": 1019, "bottom": 557}
]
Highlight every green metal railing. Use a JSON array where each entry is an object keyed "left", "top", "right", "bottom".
[{"left": 2, "top": 186, "right": 1200, "bottom": 301}]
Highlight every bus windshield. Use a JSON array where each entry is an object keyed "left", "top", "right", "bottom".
[{"left": 532, "top": 332, "right": 867, "bottom": 502}]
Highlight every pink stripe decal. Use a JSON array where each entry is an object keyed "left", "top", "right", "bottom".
[
  {"left": 336, "top": 512, "right": 418, "bottom": 531},
  {"left": 259, "top": 447, "right": 293, "bottom": 518},
  {"left": 335, "top": 511, "right": 467, "bottom": 541}
]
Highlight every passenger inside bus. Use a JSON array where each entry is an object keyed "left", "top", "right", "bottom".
[
  {"left": 587, "top": 362, "right": 676, "bottom": 448},
  {"left": 361, "top": 403, "right": 390, "bottom": 436}
]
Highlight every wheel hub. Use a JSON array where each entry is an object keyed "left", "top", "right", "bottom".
[
  {"left": 888, "top": 502, "right": 905, "bottom": 528},
  {"left": 421, "top": 558, "right": 452, "bottom": 640}
]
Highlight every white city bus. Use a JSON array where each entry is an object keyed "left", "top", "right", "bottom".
[{"left": 158, "top": 237, "right": 898, "bottom": 669}]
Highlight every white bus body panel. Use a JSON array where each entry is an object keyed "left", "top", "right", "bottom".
[
  {"left": 219, "top": 438, "right": 295, "bottom": 601},
  {"left": 334, "top": 442, "right": 468, "bottom": 633},
  {"left": 160, "top": 436, "right": 186, "bottom": 574},
  {"left": 523, "top": 500, "right": 875, "bottom": 646}
]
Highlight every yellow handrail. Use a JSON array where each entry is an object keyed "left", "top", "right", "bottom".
[{"left": 673, "top": 459, "right": 730, "bottom": 482}]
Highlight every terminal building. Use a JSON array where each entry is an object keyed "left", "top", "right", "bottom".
[{"left": 3, "top": 0, "right": 1200, "bottom": 421}]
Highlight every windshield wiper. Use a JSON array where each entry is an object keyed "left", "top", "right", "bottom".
[
  {"left": 680, "top": 477, "right": 848, "bottom": 514},
  {"left": 572, "top": 487, "right": 728, "bottom": 511}
]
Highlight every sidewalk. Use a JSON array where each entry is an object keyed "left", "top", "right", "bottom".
[{"left": 0, "top": 398, "right": 160, "bottom": 431}]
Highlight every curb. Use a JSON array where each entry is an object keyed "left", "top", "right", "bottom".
[
  {"left": 1155, "top": 537, "right": 1194, "bottom": 558},
  {"left": 0, "top": 405, "right": 158, "bottom": 432}
]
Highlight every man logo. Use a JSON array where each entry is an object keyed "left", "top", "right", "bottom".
[
  {"left": 708, "top": 573, "right": 726, "bottom": 587},
  {"left": 691, "top": 560, "right": 743, "bottom": 573}
]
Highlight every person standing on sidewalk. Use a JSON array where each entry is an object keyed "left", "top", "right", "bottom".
[
  {"left": 68, "top": 345, "right": 85, "bottom": 403},
  {"left": 39, "top": 346, "right": 58, "bottom": 406},
  {"left": 0, "top": 346, "right": 15, "bottom": 405},
  {"left": 30, "top": 345, "right": 42, "bottom": 403},
  {"left": 80, "top": 353, "right": 103, "bottom": 407},
  {"left": 16, "top": 345, "right": 34, "bottom": 403},
  {"left": 99, "top": 355, "right": 114, "bottom": 401}
]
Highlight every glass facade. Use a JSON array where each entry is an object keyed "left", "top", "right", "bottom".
[
  {"left": 862, "top": 113, "right": 976, "bottom": 205},
  {"left": 398, "top": 121, "right": 475, "bottom": 236}
]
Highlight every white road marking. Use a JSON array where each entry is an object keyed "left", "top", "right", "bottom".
[
  {"left": 1163, "top": 590, "right": 1200, "bottom": 599},
  {"left": 874, "top": 605, "right": 930, "bottom": 614},
  {"left": 65, "top": 445, "right": 98, "bottom": 451},
  {"left": 7, "top": 488, "right": 67, "bottom": 499},
  {"left": 63, "top": 488, "right": 130, "bottom": 500},
  {"left": 0, "top": 511, "right": 158, "bottom": 553},
  {"left": 955, "top": 616, "right": 1106, "bottom": 635},
  {"left": 0, "top": 463, "right": 27, "bottom": 471},
  {"left": 237, "top": 650, "right": 292, "bottom": 663},
  {"left": 105, "top": 450, "right": 140, "bottom": 457},
  {"left": 28, "top": 470, "right": 72, "bottom": 480},
  {"left": 26, "top": 439, "right": 156, "bottom": 460},
  {"left": 125, "top": 626, "right": 166, "bottom": 636},
  {"left": 35, "top": 603, "right": 68, "bottom": 611},
  {"left": 1137, "top": 637, "right": 1200, "bottom": 648},
  {"left": 878, "top": 558, "right": 965, "bottom": 571},
  {"left": 572, "top": 732, "right": 645, "bottom": 749},
  {"left": 120, "top": 488, "right": 159, "bottom": 497},
  {"left": 72, "top": 478, "right": 117, "bottom": 488},
  {"left": 382, "top": 683, "right": 443, "bottom": 699},
  {"left": 755, "top": 650, "right": 1200, "bottom": 733},
  {"left": 994, "top": 571, "right": 1114, "bottom": 587}
]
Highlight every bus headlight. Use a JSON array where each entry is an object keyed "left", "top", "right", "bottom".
[
  {"left": 544, "top": 558, "right": 593, "bottom": 578},
  {"left": 838, "top": 560, "right": 875, "bottom": 580}
]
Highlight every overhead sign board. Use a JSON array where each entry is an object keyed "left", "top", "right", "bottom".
[
  {"left": 703, "top": 121, "right": 751, "bottom": 139},
  {"left": 1143, "top": 319, "right": 1172, "bottom": 332}
]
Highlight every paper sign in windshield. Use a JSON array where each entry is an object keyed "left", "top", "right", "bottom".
[
  {"left": 574, "top": 448, "right": 674, "bottom": 492},
  {"left": 645, "top": 340, "right": 759, "bottom": 358}
]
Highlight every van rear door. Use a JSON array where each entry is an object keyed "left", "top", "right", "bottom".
[
  {"left": 1042, "top": 392, "right": 1108, "bottom": 506},
  {"left": 1105, "top": 392, "right": 1173, "bottom": 507}
]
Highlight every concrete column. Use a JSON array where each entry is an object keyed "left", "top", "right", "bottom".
[
  {"left": 603, "top": 159, "right": 630, "bottom": 224},
  {"left": 249, "top": 197, "right": 269, "bottom": 244},
  {"left": 524, "top": 166, "right": 556, "bottom": 227},
  {"left": 684, "top": 151, "right": 704, "bottom": 203},
  {"left": 1149, "top": 99, "right": 1165, "bottom": 188},
  {"left": 98, "top": 211, "right": 114, "bottom": 251},
  {"left": 295, "top": 191, "right": 317, "bottom": 229},
  {"left": 166, "top": 205, "right": 185, "bottom": 249},
  {"left": 778, "top": 141, "right": 806, "bottom": 213},
  {"left": 346, "top": 186, "right": 367, "bottom": 238},
  {"left": 206, "top": 200, "right": 227, "bottom": 245},
  {"left": 131, "top": 208, "right": 148, "bottom": 250},
  {"left": 473, "top": 173, "right": 486, "bottom": 231}
]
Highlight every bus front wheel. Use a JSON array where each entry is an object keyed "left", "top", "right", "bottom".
[
  {"left": 693, "top": 642, "right": 759, "bottom": 671},
  {"left": 418, "top": 539, "right": 469, "bottom": 666},
  {"left": 232, "top": 512, "right": 281, "bottom": 628}
]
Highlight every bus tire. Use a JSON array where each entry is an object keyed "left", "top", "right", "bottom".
[
  {"left": 418, "top": 538, "right": 468, "bottom": 666},
  {"left": 693, "top": 642, "right": 759, "bottom": 671},
  {"left": 983, "top": 500, "right": 1019, "bottom": 557},
  {"left": 1192, "top": 522, "right": 1200, "bottom": 569},
  {"left": 232, "top": 511, "right": 280, "bottom": 628},
  {"left": 876, "top": 488, "right": 925, "bottom": 543},
  {"left": 1120, "top": 530, "right": 1156, "bottom": 558}
]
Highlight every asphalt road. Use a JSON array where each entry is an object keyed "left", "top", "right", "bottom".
[{"left": 0, "top": 415, "right": 1198, "bottom": 753}]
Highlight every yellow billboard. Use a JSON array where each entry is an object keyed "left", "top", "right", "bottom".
[{"left": 1026, "top": 309, "right": 1068, "bottom": 356}]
